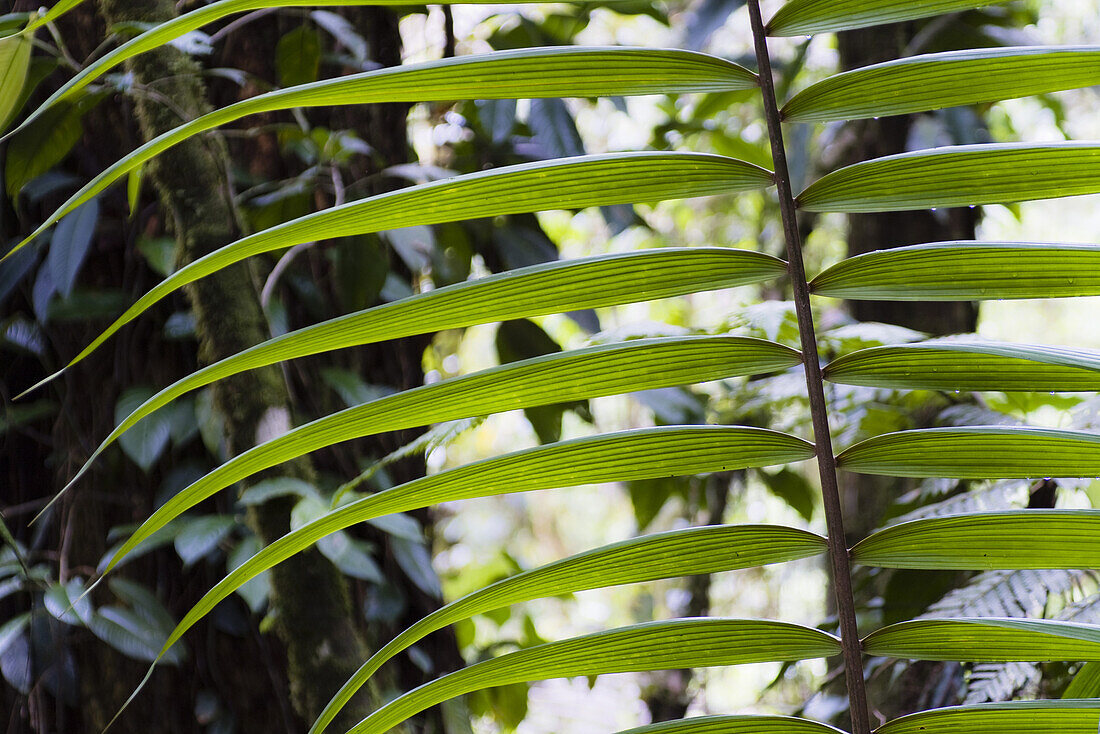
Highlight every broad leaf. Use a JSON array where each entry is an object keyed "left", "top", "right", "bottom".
[
  {"left": 315, "top": 524, "right": 826, "bottom": 732},
  {"left": 4, "top": 99, "right": 83, "bottom": 198},
  {"left": 864, "top": 618, "right": 1100, "bottom": 661},
  {"left": 529, "top": 97, "right": 585, "bottom": 158},
  {"left": 836, "top": 427, "right": 1100, "bottom": 478},
  {"left": 173, "top": 516, "right": 237, "bottom": 567},
  {"left": 68, "top": 247, "right": 785, "bottom": 489},
  {"left": 783, "top": 46, "right": 1100, "bottom": 123},
  {"left": 47, "top": 198, "right": 98, "bottom": 296},
  {"left": 104, "top": 337, "right": 802, "bottom": 572},
  {"left": 0, "top": 33, "right": 31, "bottom": 133},
  {"left": 798, "top": 143, "right": 1100, "bottom": 213},
  {"left": 348, "top": 619, "right": 840, "bottom": 734},
  {"left": 767, "top": 0, "right": 1014, "bottom": 37},
  {"left": 275, "top": 25, "right": 321, "bottom": 87},
  {"left": 877, "top": 701, "right": 1100, "bottom": 734},
  {"left": 810, "top": 242, "right": 1100, "bottom": 300},
  {"left": 25, "top": 152, "right": 773, "bottom": 388},
  {"left": 14, "top": 48, "right": 758, "bottom": 251},
  {"left": 851, "top": 511, "right": 1100, "bottom": 570},
  {"left": 113, "top": 387, "right": 172, "bottom": 473},
  {"left": 824, "top": 341, "right": 1100, "bottom": 391}
]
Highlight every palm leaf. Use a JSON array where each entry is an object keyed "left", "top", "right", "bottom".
[
  {"left": 876, "top": 701, "right": 1100, "bottom": 734},
  {"left": 766, "top": 0, "right": 1013, "bottom": 36},
  {"left": 348, "top": 619, "right": 840, "bottom": 734},
  {"left": 836, "top": 427, "right": 1100, "bottom": 478},
  {"left": 810, "top": 242, "right": 1100, "bottom": 300},
  {"left": 61, "top": 247, "right": 786, "bottom": 490},
  {"left": 150, "top": 427, "right": 812, "bottom": 676},
  {"left": 615, "top": 717, "right": 844, "bottom": 734},
  {"left": 21, "top": 153, "right": 772, "bottom": 376},
  {"left": 863, "top": 618, "right": 1100, "bottom": 661},
  {"left": 967, "top": 588, "right": 1100, "bottom": 703},
  {"left": 1064, "top": 663, "right": 1100, "bottom": 697},
  {"left": 0, "top": 33, "right": 31, "bottom": 132},
  {"left": 23, "top": 0, "right": 84, "bottom": 31},
  {"left": 13, "top": 47, "right": 757, "bottom": 244},
  {"left": 783, "top": 47, "right": 1100, "bottom": 123},
  {"left": 851, "top": 511, "right": 1100, "bottom": 570},
  {"left": 104, "top": 336, "right": 800, "bottom": 570},
  {"left": 824, "top": 342, "right": 1100, "bottom": 391},
  {"left": 798, "top": 143, "right": 1100, "bottom": 213},
  {"left": 314, "top": 524, "right": 826, "bottom": 733},
  {"left": 14, "top": 8, "right": 687, "bottom": 141},
  {"left": 152, "top": 424, "right": 809, "bottom": 673}
]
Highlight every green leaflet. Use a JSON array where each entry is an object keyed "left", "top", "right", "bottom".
[
  {"left": 810, "top": 242, "right": 1100, "bottom": 300},
  {"left": 150, "top": 427, "right": 814, "bottom": 693},
  {"left": 14, "top": 47, "right": 757, "bottom": 239},
  {"left": 104, "top": 337, "right": 801, "bottom": 572},
  {"left": 877, "top": 701, "right": 1100, "bottom": 734},
  {"left": 60, "top": 247, "right": 787, "bottom": 492},
  {"left": 823, "top": 341, "right": 1100, "bottom": 391},
  {"left": 22, "top": 152, "right": 773, "bottom": 381},
  {"left": 12, "top": 3, "right": 651, "bottom": 138},
  {"left": 315, "top": 524, "right": 826, "bottom": 733},
  {"left": 348, "top": 618, "right": 840, "bottom": 734},
  {"left": 851, "top": 510, "right": 1100, "bottom": 570},
  {"left": 1064, "top": 663, "right": 1100, "bottom": 697},
  {"left": 864, "top": 618, "right": 1100, "bottom": 662},
  {"left": 836, "top": 427, "right": 1100, "bottom": 479},
  {"left": 616, "top": 717, "right": 843, "bottom": 734},
  {"left": 24, "top": 0, "right": 84, "bottom": 31},
  {"left": 783, "top": 46, "right": 1100, "bottom": 123},
  {"left": 797, "top": 143, "right": 1100, "bottom": 213},
  {"left": 766, "top": 0, "right": 1011, "bottom": 36}
]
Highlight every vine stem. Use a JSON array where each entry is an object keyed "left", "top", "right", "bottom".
[{"left": 746, "top": 3, "right": 873, "bottom": 732}]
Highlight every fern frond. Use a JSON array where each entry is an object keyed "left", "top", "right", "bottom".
[
  {"left": 923, "top": 569, "right": 1096, "bottom": 621},
  {"left": 891, "top": 480, "right": 1028, "bottom": 527},
  {"left": 922, "top": 571, "right": 1100, "bottom": 702}
]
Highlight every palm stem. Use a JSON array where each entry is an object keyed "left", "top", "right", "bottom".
[{"left": 746, "top": 3, "right": 873, "bottom": 731}]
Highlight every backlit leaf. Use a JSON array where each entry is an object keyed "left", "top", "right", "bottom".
[
  {"left": 810, "top": 242, "right": 1100, "bottom": 301},
  {"left": 783, "top": 47, "right": 1100, "bottom": 123},
  {"left": 799, "top": 143, "right": 1100, "bottom": 213},
  {"left": 852, "top": 511, "right": 1100, "bottom": 570},
  {"left": 349, "top": 619, "right": 839, "bottom": 734},
  {"left": 104, "top": 337, "right": 801, "bottom": 573},
  {"left": 837, "top": 427, "right": 1100, "bottom": 478},
  {"left": 824, "top": 341, "right": 1100, "bottom": 392},
  {"left": 767, "top": 0, "right": 1012, "bottom": 37}
]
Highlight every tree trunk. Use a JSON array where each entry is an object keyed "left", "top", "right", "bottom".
[{"left": 836, "top": 25, "right": 979, "bottom": 337}]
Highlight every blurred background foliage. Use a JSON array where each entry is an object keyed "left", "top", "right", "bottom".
[{"left": 1, "top": 0, "right": 1100, "bottom": 732}]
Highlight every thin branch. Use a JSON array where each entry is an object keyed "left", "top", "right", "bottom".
[
  {"left": 260, "top": 166, "right": 345, "bottom": 310},
  {"left": 746, "top": 3, "right": 872, "bottom": 733},
  {"left": 442, "top": 5, "right": 455, "bottom": 58},
  {"left": 208, "top": 8, "right": 280, "bottom": 45}
]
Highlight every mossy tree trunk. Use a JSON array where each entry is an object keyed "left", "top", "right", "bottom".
[{"left": 96, "top": 0, "right": 379, "bottom": 727}]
